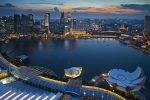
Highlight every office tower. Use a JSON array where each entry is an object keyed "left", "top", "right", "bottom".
[
  {"left": 44, "top": 13, "right": 50, "bottom": 33},
  {"left": 0, "top": 17, "right": 6, "bottom": 33},
  {"left": 28, "top": 14, "right": 34, "bottom": 33},
  {"left": 66, "top": 12, "right": 72, "bottom": 32},
  {"left": 60, "top": 12, "right": 65, "bottom": 34},
  {"left": 5, "top": 16, "right": 14, "bottom": 34},
  {"left": 21, "top": 14, "right": 28, "bottom": 34},
  {"left": 144, "top": 16, "right": 150, "bottom": 35},
  {"left": 34, "top": 21, "right": 41, "bottom": 33},
  {"left": 72, "top": 19, "right": 77, "bottom": 31},
  {"left": 14, "top": 14, "right": 21, "bottom": 33},
  {"left": 54, "top": 19, "right": 60, "bottom": 34},
  {"left": 66, "top": 12, "right": 71, "bottom": 23}
]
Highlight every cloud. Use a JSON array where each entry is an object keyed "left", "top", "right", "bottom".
[
  {"left": 26, "top": 2, "right": 64, "bottom": 6},
  {"left": 0, "top": 3, "right": 15, "bottom": 7},
  {"left": 72, "top": 7, "right": 94, "bottom": 11},
  {"left": 120, "top": 4, "right": 150, "bottom": 13}
]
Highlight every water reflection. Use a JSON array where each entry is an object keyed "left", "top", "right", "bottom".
[
  {"left": 64, "top": 40, "right": 76, "bottom": 50},
  {"left": 0, "top": 38, "right": 150, "bottom": 90}
]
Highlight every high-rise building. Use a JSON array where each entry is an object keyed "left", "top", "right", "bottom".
[
  {"left": 21, "top": 14, "right": 28, "bottom": 34},
  {"left": 34, "top": 21, "right": 41, "bottom": 33},
  {"left": 144, "top": 16, "right": 150, "bottom": 35},
  {"left": 54, "top": 19, "right": 60, "bottom": 34},
  {"left": 0, "top": 17, "right": 6, "bottom": 33},
  {"left": 28, "top": 14, "right": 34, "bottom": 33},
  {"left": 60, "top": 12, "right": 65, "bottom": 34},
  {"left": 66, "top": 12, "right": 71, "bottom": 23},
  {"left": 44, "top": 13, "right": 50, "bottom": 33},
  {"left": 66, "top": 12, "right": 72, "bottom": 32},
  {"left": 5, "top": 16, "right": 14, "bottom": 34},
  {"left": 72, "top": 19, "right": 77, "bottom": 31},
  {"left": 14, "top": 14, "right": 21, "bottom": 33}
]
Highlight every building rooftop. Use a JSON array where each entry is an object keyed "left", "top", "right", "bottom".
[
  {"left": 16, "top": 55, "right": 29, "bottom": 60},
  {"left": 106, "top": 67, "right": 146, "bottom": 92},
  {"left": 64, "top": 67, "right": 82, "bottom": 78}
]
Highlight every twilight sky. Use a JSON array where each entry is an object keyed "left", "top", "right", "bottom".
[{"left": 0, "top": 0, "right": 150, "bottom": 19}]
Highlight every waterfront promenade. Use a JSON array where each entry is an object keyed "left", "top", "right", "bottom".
[
  {"left": 38, "top": 76, "right": 126, "bottom": 100},
  {"left": 0, "top": 53, "right": 126, "bottom": 100},
  {"left": 0, "top": 53, "right": 18, "bottom": 70}
]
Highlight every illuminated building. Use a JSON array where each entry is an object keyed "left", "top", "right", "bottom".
[
  {"left": 28, "top": 14, "right": 34, "bottom": 33},
  {"left": 64, "top": 67, "right": 82, "bottom": 78},
  {"left": 72, "top": 19, "right": 77, "bottom": 31},
  {"left": 33, "top": 21, "right": 41, "bottom": 33},
  {"left": 60, "top": 12, "right": 65, "bottom": 34},
  {"left": 131, "top": 24, "right": 143, "bottom": 34},
  {"left": 14, "top": 14, "right": 21, "bottom": 33},
  {"left": 5, "top": 16, "right": 14, "bottom": 34},
  {"left": 144, "top": 16, "right": 150, "bottom": 35},
  {"left": 44, "top": 13, "right": 50, "bottom": 33},
  {"left": 106, "top": 67, "right": 146, "bottom": 93},
  {"left": 66, "top": 12, "right": 71, "bottom": 23},
  {"left": 21, "top": 14, "right": 28, "bottom": 34},
  {"left": 66, "top": 12, "right": 72, "bottom": 32},
  {"left": 119, "top": 24, "right": 126, "bottom": 33},
  {"left": 54, "top": 19, "right": 60, "bottom": 34},
  {"left": 143, "top": 16, "right": 150, "bottom": 46},
  {"left": 0, "top": 17, "right": 6, "bottom": 33}
]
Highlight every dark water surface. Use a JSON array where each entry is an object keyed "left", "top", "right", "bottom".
[{"left": 1, "top": 38, "right": 150, "bottom": 90}]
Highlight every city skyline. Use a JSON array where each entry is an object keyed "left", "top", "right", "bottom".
[{"left": 0, "top": 0, "right": 150, "bottom": 19}]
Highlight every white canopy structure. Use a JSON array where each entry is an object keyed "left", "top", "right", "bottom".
[{"left": 106, "top": 67, "right": 146, "bottom": 92}]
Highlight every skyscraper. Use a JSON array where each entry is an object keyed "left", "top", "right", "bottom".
[
  {"left": 66, "top": 12, "right": 72, "bottom": 32},
  {"left": 14, "top": 14, "right": 21, "bottom": 33},
  {"left": 144, "top": 16, "right": 150, "bottom": 35},
  {"left": 21, "top": 14, "right": 28, "bottom": 34},
  {"left": 5, "top": 16, "right": 14, "bottom": 34},
  {"left": 44, "top": 13, "right": 50, "bottom": 33},
  {"left": 60, "top": 12, "right": 65, "bottom": 34},
  {"left": 72, "top": 19, "right": 77, "bottom": 31},
  {"left": 0, "top": 17, "right": 6, "bottom": 33},
  {"left": 54, "top": 19, "right": 60, "bottom": 34},
  {"left": 66, "top": 12, "right": 71, "bottom": 23},
  {"left": 34, "top": 21, "right": 41, "bottom": 33},
  {"left": 28, "top": 14, "right": 34, "bottom": 33}
]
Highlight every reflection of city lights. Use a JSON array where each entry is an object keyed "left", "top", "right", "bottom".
[
  {"left": 102, "top": 95, "right": 103, "bottom": 99},
  {"left": 38, "top": 41, "right": 43, "bottom": 50},
  {"left": 64, "top": 40, "right": 69, "bottom": 48},
  {"left": 84, "top": 92, "right": 86, "bottom": 95},
  {"left": 93, "top": 93, "right": 94, "bottom": 96}
]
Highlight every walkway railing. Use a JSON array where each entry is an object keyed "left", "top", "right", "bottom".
[
  {"left": 82, "top": 85, "right": 126, "bottom": 100},
  {"left": 0, "top": 53, "right": 18, "bottom": 70},
  {"left": 39, "top": 76, "right": 126, "bottom": 100}
]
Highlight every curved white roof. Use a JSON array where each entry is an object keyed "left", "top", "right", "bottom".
[
  {"left": 106, "top": 67, "right": 146, "bottom": 92},
  {"left": 129, "top": 67, "right": 142, "bottom": 80}
]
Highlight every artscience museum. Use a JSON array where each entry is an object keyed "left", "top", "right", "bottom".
[{"left": 106, "top": 67, "right": 146, "bottom": 93}]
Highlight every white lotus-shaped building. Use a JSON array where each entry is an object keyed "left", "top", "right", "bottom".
[{"left": 106, "top": 67, "right": 146, "bottom": 92}]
